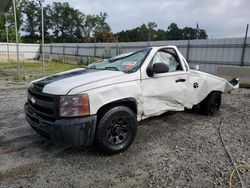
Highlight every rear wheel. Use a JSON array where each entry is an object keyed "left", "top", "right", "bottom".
[
  {"left": 200, "top": 91, "right": 222, "bottom": 115},
  {"left": 96, "top": 106, "right": 137, "bottom": 155}
]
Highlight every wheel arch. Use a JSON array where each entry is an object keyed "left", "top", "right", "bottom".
[
  {"left": 198, "top": 90, "right": 222, "bottom": 115},
  {"left": 204, "top": 90, "right": 222, "bottom": 101},
  {"left": 96, "top": 97, "right": 138, "bottom": 122}
]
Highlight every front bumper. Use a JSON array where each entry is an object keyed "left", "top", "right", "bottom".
[{"left": 24, "top": 103, "right": 97, "bottom": 146}]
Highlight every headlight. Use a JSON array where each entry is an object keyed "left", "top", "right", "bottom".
[{"left": 59, "top": 94, "right": 90, "bottom": 117}]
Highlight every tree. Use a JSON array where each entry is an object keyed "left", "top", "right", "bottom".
[
  {"left": 0, "top": 15, "right": 6, "bottom": 42},
  {"left": 199, "top": 29, "right": 208, "bottom": 39},
  {"left": 182, "top": 27, "right": 208, "bottom": 40},
  {"left": 93, "top": 12, "right": 112, "bottom": 42},
  {"left": 166, "top": 23, "right": 183, "bottom": 40},
  {"left": 115, "top": 22, "right": 208, "bottom": 42},
  {"left": 22, "top": 0, "right": 40, "bottom": 42},
  {"left": 183, "top": 27, "right": 196, "bottom": 39},
  {"left": 147, "top": 22, "right": 158, "bottom": 41},
  {"left": 0, "top": 2, "right": 23, "bottom": 42},
  {"left": 147, "top": 22, "right": 157, "bottom": 30},
  {"left": 82, "top": 12, "right": 115, "bottom": 42},
  {"left": 73, "top": 10, "right": 85, "bottom": 42},
  {"left": 50, "top": 2, "right": 84, "bottom": 42},
  {"left": 156, "top": 29, "right": 167, "bottom": 41},
  {"left": 37, "top": 4, "right": 53, "bottom": 42},
  {"left": 83, "top": 15, "right": 99, "bottom": 41}
]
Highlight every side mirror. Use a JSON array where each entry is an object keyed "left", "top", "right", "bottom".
[{"left": 148, "top": 63, "right": 169, "bottom": 77}]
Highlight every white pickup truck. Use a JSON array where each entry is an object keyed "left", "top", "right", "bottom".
[{"left": 25, "top": 46, "right": 239, "bottom": 154}]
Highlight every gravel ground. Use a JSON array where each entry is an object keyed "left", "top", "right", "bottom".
[{"left": 0, "top": 84, "right": 249, "bottom": 188}]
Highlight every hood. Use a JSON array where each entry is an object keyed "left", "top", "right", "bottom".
[{"left": 32, "top": 68, "right": 125, "bottom": 95}]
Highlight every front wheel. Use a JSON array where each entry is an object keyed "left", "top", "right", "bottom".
[
  {"left": 200, "top": 91, "right": 222, "bottom": 115},
  {"left": 96, "top": 106, "right": 137, "bottom": 155}
]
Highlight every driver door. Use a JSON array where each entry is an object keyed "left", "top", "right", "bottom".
[{"left": 140, "top": 49, "right": 191, "bottom": 118}]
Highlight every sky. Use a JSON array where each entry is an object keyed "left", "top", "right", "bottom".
[{"left": 46, "top": 0, "right": 250, "bottom": 38}]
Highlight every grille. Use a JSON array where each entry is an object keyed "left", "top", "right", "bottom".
[{"left": 28, "top": 88, "right": 58, "bottom": 121}]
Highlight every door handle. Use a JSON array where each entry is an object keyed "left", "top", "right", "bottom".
[{"left": 175, "top": 78, "right": 186, "bottom": 83}]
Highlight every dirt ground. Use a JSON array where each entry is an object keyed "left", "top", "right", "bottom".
[{"left": 0, "top": 83, "right": 249, "bottom": 188}]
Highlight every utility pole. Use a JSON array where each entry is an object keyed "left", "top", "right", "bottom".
[
  {"left": 12, "top": 0, "right": 20, "bottom": 80},
  {"left": 241, "top": 24, "right": 249, "bottom": 66},
  {"left": 186, "top": 33, "right": 190, "bottom": 61},
  {"left": 38, "top": 0, "right": 45, "bottom": 76}
]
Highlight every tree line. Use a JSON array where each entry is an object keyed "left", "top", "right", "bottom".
[
  {"left": 115, "top": 22, "right": 208, "bottom": 42},
  {"left": 0, "top": 0, "right": 208, "bottom": 43}
]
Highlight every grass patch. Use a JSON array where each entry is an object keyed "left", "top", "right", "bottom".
[{"left": 0, "top": 61, "right": 83, "bottom": 83}]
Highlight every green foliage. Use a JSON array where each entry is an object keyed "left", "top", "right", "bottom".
[
  {"left": 22, "top": 0, "right": 40, "bottom": 41},
  {"left": 50, "top": 2, "right": 85, "bottom": 43},
  {"left": 167, "top": 23, "right": 183, "bottom": 40},
  {"left": 116, "top": 22, "right": 208, "bottom": 42},
  {"left": 82, "top": 14, "right": 98, "bottom": 41},
  {"left": 0, "top": 1, "right": 114, "bottom": 43},
  {"left": 0, "top": 15, "right": 6, "bottom": 42},
  {"left": 0, "top": 2, "right": 23, "bottom": 43},
  {"left": 83, "top": 12, "right": 115, "bottom": 42},
  {"left": 93, "top": 12, "right": 111, "bottom": 42}
]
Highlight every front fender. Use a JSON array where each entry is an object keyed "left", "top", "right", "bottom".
[{"left": 85, "top": 80, "right": 142, "bottom": 120}]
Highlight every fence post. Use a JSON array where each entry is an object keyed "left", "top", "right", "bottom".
[
  {"left": 241, "top": 24, "right": 249, "bottom": 66},
  {"left": 76, "top": 39, "right": 79, "bottom": 56},
  {"left": 148, "top": 32, "right": 150, "bottom": 47},
  {"left": 13, "top": 0, "right": 20, "bottom": 80},
  {"left": 40, "top": 45, "right": 42, "bottom": 58},
  {"left": 63, "top": 39, "right": 65, "bottom": 55},
  {"left": 186, "top": 38, "right": 190, "bottom": 61},
  {"left": 50, "top": 43, "right": 52, "bottom": 55},
  {"left": 94, "top": 43, "right": 97, "bottom": 57},
  {"left": 116, "top": 39, "right": 118, "bottom": 56}
]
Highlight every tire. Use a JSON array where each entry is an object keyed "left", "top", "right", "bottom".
[
  {"left": 200, "top": 91, "right": 222, "bottom": 115},
  {"left": 96, "top": 106, "right": 137, "bottom": 155}
]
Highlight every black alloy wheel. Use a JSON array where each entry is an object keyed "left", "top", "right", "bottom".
[{"left": 96, "top": 106, "right": 137, "bottom": 155}]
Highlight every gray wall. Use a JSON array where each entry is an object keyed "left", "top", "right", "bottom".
[
  {"left": 0, "top": 37, "right": 249, "bottom": 76},
  {"left": 0, "top": 43, "right": 40, "bottom": 60}
]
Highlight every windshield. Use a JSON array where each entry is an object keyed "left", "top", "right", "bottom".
[{"left": 87, "top": 48, "right": 151, "bottom": 73}]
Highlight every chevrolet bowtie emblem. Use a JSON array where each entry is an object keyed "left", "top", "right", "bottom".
[{"left": 31, "top": 97, "right": 36, "bottom": 104}]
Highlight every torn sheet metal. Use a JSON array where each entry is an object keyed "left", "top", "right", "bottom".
[
  {"left": 140, "top": 97, "right": 184, "bottom": 119},
  {"left": 140, "top": 69, "right": 239, "bottom": 119}
]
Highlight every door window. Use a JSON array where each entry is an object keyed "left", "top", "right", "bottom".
[{"left": 152, "top": 49, "right": 183, "bottom": 72}]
